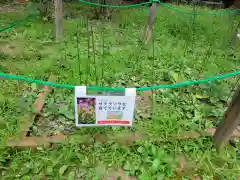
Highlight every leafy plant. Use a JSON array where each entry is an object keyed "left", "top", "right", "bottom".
[{"left": 0, "top": 2, "right": 240, "bottom": 179}]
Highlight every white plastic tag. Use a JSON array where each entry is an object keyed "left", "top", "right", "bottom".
[{"left": 74, "top": 87, "right": 136, "bottom": 127}]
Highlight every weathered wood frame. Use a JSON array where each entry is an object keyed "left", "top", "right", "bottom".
[{"left": 6, "top": 0, "right": 240, "bottom": 150}]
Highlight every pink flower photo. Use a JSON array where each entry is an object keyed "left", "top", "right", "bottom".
[{"left": 77, "top": 97, "right": 96, "bottom": 124}]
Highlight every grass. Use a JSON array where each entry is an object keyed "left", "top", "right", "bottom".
[{"left": 0, "top": 2, "right": 240, "bottom": 179}]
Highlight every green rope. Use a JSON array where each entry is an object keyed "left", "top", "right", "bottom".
[
  {"left": 78, "top": 0, "right": 151, "bottom": 8},
  {"left": 1, "top": 71, "right": 240, "bottom": 92},
  {"left": 159, "top": 2, "right": 240, "bottom": 16},
  {"left": 78, "top": 0, "right": 240, "bottom": 16},
  {"left": 0, "top": 12, "right": 36, "bottom": 33}
]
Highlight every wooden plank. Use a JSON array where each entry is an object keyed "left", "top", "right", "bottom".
[
  {"left": 19, "top": 74, "right": 56, "bottom": 138},
  {"left": 54, "top": 0, "right": 63, "bottom": 41},
  {"left": 213, "top": 87, "right": 240, "bottom": 148},
  {"left": 6, "top": 134, "right": 66, "bottom": 148},
  {"left": 8, "top": 128, "right": 240, "bottom": 149}
]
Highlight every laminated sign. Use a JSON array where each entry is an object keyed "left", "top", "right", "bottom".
[{"left": 75, "top": 86, "right": 136, "bottom": 127}]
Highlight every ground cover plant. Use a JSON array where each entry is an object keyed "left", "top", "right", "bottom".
[{"left": 0, "top": 2, "right": 240, "bottom": 179}]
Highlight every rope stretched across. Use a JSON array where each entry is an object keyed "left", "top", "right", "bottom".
[
  {"left": 78, "top": 0, "right": 240, "bottom": 16},
  {"left": 0, "top": 71, "right": 240, "bottom": 91}
]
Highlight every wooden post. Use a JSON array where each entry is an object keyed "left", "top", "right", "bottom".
[
  {"left": 145, "top": 1, "right": 158, "bottom": 44},
  {"left": 55, "top": 0, "right": 63, "bottom": 41},
  {"left": 213, "top": 87, "right": 240, "bottom": 148}
]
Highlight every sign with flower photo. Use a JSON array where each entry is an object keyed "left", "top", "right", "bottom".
[{"left": 75, "top": 86, "right": 136, "bottom": 127}]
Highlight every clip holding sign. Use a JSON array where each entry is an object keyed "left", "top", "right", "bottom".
[
  {"left": 125, "top": 88, "right": 136, "bottom": 96},
  {"left": 75, "top": 86, "right": 87, "bottom": 96}
]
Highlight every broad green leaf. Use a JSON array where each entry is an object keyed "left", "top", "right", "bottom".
[
  {"left": 151, "top": 158, "right": 161, "bottom": 171},
  {"left": 59, "top": 165, "right": 68, "bottom": 176},
  {"left": 0, "top": 118, "right": 6, "bottom": 129},
  {"left": 205, "top": 120, "right": 214, "bottom": 129},
  {"left": 123, "top": 161, "right": 131, "bottom": 171},
  {"left": 47, "top": 166, "right": 53, "bottom": 174},
  {"left": 26, "top": 2, "right": 34, "bottom": 10},
  {"left": 68, "top": 171, "right": 75, "bottom": 180},
  {"left": 137, "top": 146, "right": 145, "bottom": 154},
  {"left": 95, "top": 164, "right": 106, "bottom": 176},
  {"left": 22, "top": 176, "right": 31, "bottom": 180},
  {"left": 58, "top": 105, "right": 69, "bottom": 114},
  {"left": 31, "top": 83, "right": 37, "bottom": 90},
  {"left": 139, "top": 174, "right": 151, "bottom": 180},
  {"left": 24, "top": 162, "right": 31, "bottom": 169},
  {"left": 157, "top": 149, "right": 165, "bottom": 158},
  {"left": 162, "top": 156, "right": 173, "bottom": 163},
  {"left": 63, "top": 111, "right": 74, "bottom": 120},
  {"left": 151, "top": 146, "right": 157, "bottom": 156},
  {"left": 143, "top": 156, "right": 152, "bottom": 163},
  {"left": 93, "top": 32, "right": 98, "bottom": 41},
  {"left": 0, "top": 94, "right": 4, "bottom": 104},
  {"left": 195, "top": 94, "right": 209, "bottom": 99},
  {"left": 168, "top": 71, "right": 179, "bottom": 82}
]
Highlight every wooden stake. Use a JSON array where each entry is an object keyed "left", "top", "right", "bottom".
[
  {"left": 145, "top": 2, "right": 158, "bottom": 44},
  {"left": 214, "top": 87, "right": 240, "bottom": 148},
  {"left": 55, "top": 0, "right": 63, "bottom": 41}
]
